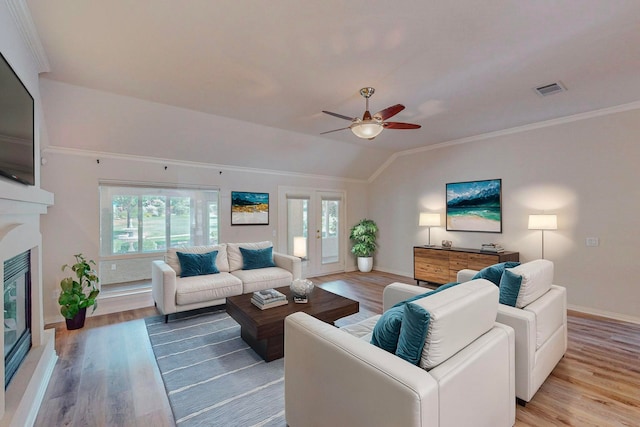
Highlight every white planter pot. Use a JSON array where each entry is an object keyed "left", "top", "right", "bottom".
[{"left": 357, "top": 256, "right": 373, "bottom": 273}]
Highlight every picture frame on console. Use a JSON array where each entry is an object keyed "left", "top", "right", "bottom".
[
  {"left": 231, "top": 191, "right": 269, "bottom": 225},
  {"left": 446, "top": 178, "right": 502, "bottom": 233}
]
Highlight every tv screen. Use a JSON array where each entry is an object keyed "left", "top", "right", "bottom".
[{"left": 0, "top": 52, "right": 35, "bottom": 186}]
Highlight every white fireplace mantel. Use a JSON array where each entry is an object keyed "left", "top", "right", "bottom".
[{"left": 0, "top": 186, "right": 56, "bottom": 427}]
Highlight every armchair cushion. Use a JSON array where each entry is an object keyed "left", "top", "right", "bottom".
[
  {"left": 472, "top": 261, "right": 520, "bottom": 285},
  {"left": 176, "top": 250, "right": 219, "bottom": 277},
  {"left": 370, "top": 305, "right": 404, "bottom": 353},
  {"left": 509, "top": 259, "right": 554, "bottom": 308},
  {"left": 395, "top": 302, "right": 430, "bottom": 365},
  {"left": 414, "top": 279, "right": 499, "bottom": 369},
  {"left": 498, "top": 269, "right": 523, "bottom": 307},
  {"left": 370, "top": 281, "right": 459, "bottom": 353}
]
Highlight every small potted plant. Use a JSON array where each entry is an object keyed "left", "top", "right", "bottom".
[
  {"left": 58, "top": 254, "right": 100, "bottom": 330},
  {"left": 349, "top": 219, "right": 378, "bottom": 272}
]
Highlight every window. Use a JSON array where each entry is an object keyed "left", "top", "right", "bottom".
[{"left": 99, "top": 184, "right": 219, "bottom": 256}]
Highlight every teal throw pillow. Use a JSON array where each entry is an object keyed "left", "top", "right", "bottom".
[
  {"left": 498, "top": 269, "right": 523, "bottom": 307},
  {"left": 177, "top": 251, "right": 219, "bottom": 277},
  {"left": 371, "top": 281, "right": 460, "bottom": 354},
  {"left": 370, "top": 305, "right": 404, "bottom": 353},
  {"left": 240, "top": 246, "right": 276, "bottom": 270},
  {"left": 395, "top": 302, "right": 431, "bottom": 365},
  {"left": 472, "top": 262, "right": 521, "bottom": 285}
]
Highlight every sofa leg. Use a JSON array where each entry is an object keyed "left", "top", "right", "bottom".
[
  {"left": 516, "top": 397, "right": 527, "bottom": 407},
  {"left": 164, "top": 314, "right": 169, "bottom": 323}
]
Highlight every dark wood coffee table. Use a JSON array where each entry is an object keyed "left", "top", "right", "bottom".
[{"left": 226, "top": 286, "right": 359, "bottom": 362}]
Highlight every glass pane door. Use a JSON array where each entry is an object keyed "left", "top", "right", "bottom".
[
  {"left": 317, "top": 193, "right": 344, "bottom": 274},
  {"left": 280, "top": 187, "right": 345, "bottom": 277}
]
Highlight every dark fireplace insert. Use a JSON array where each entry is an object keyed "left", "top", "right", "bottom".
[{"left": 4, "top": 250, "right": 32, "bottom": 388}]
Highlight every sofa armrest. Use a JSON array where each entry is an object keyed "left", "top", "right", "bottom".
[
  {"left": 285, "top": 312, "right": 438, "bottom": 427},
  {"left": 457, "top": 269, "right": 477, "bottom": 283},
  {"left": 273, "top": 251, "right": 301, "bottom": 280},
  {"left": 382, "top": 282, "right": 428, "bottom": 312},
  {"left": 151, "top": 260, "right": 177, "bottom": 315}
]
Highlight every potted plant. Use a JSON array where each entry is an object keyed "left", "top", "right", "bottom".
[
  {"left": 58, "top": 254, "right": 100, "bottom": 330},
  {"left": 349, "top": 219, "right": 378, "bottom": 272}
]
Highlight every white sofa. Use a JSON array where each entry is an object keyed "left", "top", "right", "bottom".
[
  {"left": 457, "top": 259, "right": 567, "bottom": 404},
  {"left": 152, "top": 241, "right": 301, "bottom": 321},
  {"left": 284, "top": 280, "right": 516, "bottom": 427}
]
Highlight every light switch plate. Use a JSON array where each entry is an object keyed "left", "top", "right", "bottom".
[{"left": 586, "top": 237, "right": 599, "bottom": 247}]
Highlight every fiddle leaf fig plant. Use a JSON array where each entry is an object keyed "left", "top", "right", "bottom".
[
  {"left": 58, "top": 254, "right": 100, "bottom": 320},
  {"left": 349, "top": 219, "right": 379, "bottom": 257}
]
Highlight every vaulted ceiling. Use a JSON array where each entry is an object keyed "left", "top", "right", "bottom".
[{"left": 26, "top": 0, "right": 640, "bottom": 179}]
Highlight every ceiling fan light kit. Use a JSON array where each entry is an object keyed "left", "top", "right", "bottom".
[
  {"left": 350, "top": 119, "right": 384, "bottom": 139},
  {"left": 322, "top": 87, "right": 421, "bottom": 140}
]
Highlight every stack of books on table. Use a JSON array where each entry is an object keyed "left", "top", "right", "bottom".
[
  {"left": 480, "top": 243, "right": 505, "bottom": 253},
  {"left": 251, "top": 288, "right": 288, "bottom": 310}
]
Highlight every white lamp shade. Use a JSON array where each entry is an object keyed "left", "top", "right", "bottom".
[
  {"left": 293, "top": 236, "right": 307, "bottom": 258},
  {"left": 528, "top": 214, "right": 557, "bottom": 230},
  {"left": 419, "top": 213, "right": 441, "bottom": 227}
]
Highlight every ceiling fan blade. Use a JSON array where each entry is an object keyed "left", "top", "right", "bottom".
[
  {"left": 322, "top": 110, "right": 354, "bottom": 121},
  {"left": 383, "top": 122, "right": 421, "bottom": 129},
  {"left": 320, "top": 127, "right": 350, "bottom": 135},
  {"left": 373, "top": 104, "right": 405, "bottom": 121}
]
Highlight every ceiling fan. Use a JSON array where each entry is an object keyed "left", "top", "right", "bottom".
[{"left": 321, "top": 87, "right": 421, "bottom": 140}]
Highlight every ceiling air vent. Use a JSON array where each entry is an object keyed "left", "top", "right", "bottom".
[{"left": 534, "top": 81, "right": 567, "bottom": 97}]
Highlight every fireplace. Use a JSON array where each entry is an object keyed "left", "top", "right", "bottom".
[
  {"left": 4, "top": 250, "right": 32, "bottom": 388},
  {"left": 0, "top": 186, "right": 55, "bottom": 424}
]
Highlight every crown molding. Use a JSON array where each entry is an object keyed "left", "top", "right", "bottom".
[
  {"left": 368, "top": 100, "right": 640, "bottom": 183},
  {"left": 41, "top": 146, "right": 367, "bottom": 184},
  {"left": 5, "top": 0, "right": 50, "bottom": 73}
]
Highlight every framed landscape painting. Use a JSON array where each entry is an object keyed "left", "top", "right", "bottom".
[
  {"left": 231, "top": 191, "right": 269, "bottom": 225},
  {"left": 446, "top": 179, "right": 502, "bottom": 233}
]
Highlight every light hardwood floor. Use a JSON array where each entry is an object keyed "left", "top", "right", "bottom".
[{"left": 34, "top": 271, "right": 640, "bottom": 426}]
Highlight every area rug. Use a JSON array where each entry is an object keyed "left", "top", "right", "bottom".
[
  {"left": 145, "top": 307, "right": 378, "bottom": 426},
  {"left": 145, "top": 308, "right": 286, "bottom": 426}
]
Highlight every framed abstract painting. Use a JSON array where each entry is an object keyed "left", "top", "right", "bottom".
[
  {"left": 231, "top": 191, "right": 269, "bottom": 225},
  {"left": 446, "top": 179, "right": 502, "bottom": 233}
]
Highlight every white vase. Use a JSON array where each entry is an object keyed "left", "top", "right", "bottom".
[{"left": 357, "top": 256, "right": 373, "bottom": 273}]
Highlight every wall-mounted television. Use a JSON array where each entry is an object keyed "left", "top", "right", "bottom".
[{"left": 0, "top": 52, "right": 35, "bottom": 186}]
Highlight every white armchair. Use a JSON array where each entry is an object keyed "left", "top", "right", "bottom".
[
  {"left": 284, "top": 280, "right": 516, "bottom": 427},
  {"left": 458, "top": 259, "right": 567, "bottom": 404}
]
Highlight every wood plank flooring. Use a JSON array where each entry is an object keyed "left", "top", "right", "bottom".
[{"left": 34, "top": 271, "right": 640, "bottom": 426}]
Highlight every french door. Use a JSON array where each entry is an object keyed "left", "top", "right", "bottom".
[{"left": 278, "top": 187, "right": 346, "bottom": 277}]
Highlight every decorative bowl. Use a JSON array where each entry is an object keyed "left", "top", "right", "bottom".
[{"left": 290, "top": 279, "right": 314, "bottom": 298}]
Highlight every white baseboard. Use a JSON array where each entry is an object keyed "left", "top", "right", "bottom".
[
  {"left": 45, "top": 290, "right": 156, "bottom": 325},
  {"left": 372, "top": 266, "right": 414, "bottom": 279},
  {"left": 568, "top": 304, "right": 640, "bottom": 325},
  {"left": 93, "top": 289, "right": 155, "bottom": 317}
]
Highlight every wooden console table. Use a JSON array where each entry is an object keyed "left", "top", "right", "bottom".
[{"left": 413, "top": 246, "right": 519, "bottom": 285}]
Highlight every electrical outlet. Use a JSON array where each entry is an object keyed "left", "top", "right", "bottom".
[
  {"left": 111, "top": 263, "right": 117, "bottom": 270},
  {"left": 586, "top": 237, "right": 599, "bottom": 247}
]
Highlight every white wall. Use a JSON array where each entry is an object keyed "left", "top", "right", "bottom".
[
  {"left": 38, "top": 83, "right": 368, "bottom": 323},
  {"left": 369, "top": 107, "right": 640, "bottom": 321}
]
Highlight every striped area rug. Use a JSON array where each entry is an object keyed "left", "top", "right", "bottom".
[{"left": 145, "top": 308, "right": 286, "bottom": 426}]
